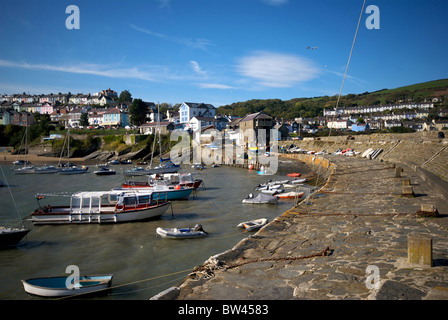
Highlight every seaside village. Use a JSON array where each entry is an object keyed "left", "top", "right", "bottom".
[{"left": 1, "top": 89, "right": 448, "bottom": 141}]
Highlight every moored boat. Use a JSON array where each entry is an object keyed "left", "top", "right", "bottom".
[
  {"left": 0, "top": 227, "right": 31, "bottom": 247},
  {"left": 34, "top": 165, "right": 60, "bottom": 174},
  {"left": 122, "top": 173, "right": 202, "bottom": 190},
  {"left": 93, "top": 167, "right": 116, "bottom": 176},
  {"left": 277, "top": 191, "right": 304, "bottom": 199},
  {"left": 30, "top": 190, "right": 170, "bottom": 225},
  {"left": 58, "top": 165, "right": 88, "bottom": 175},
  {"left": 156, "top": 224, "right": 207, "bottom": 239},
  {"left": 21, "top": 275, "right": 113, "bottom": 297},
  {"left": 287, "top": 172, "right": 301, "bottom": 177},
  {"left": 237, "top": 218, "right": 268, "bottom": 231},
  {"left": 242, "top": 193, "right": 278, "bottom": 204}
]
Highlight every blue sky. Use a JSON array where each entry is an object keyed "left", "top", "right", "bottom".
[{"left": 0, "top": 0, "right": 447, "bottom": 107}]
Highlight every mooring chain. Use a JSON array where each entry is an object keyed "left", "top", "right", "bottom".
[{"left": 191, "top": 247, "right": 331, "bottom": 279}]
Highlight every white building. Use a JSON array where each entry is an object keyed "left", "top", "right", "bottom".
[
  {"left": 327, "top": 119, "right": 350, "bottom": 129},
  {"left": 179, "top": 102, "right": 216, "bottom": 125}
]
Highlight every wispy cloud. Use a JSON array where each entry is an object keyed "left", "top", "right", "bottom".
[
  {"left": 236, "top": 51, "right": 320, "bottom": 88},
  {"left": 197, "top": 83, "right": 234, "bottom": 89},
  {"left": 190, "top": 60, "right": 206, "bottom": 76},
  {"left": 130, "top": 24, "right": 213, "bottom": 52},
  {"left": 0, "top": 59, "right": 164, "bottom": 82}
]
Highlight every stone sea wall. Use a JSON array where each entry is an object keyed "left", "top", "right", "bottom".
[{"left": 280, "top": 131, "right": 448, "bottom": 182}]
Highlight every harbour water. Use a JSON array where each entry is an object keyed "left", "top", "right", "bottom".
[{"left": 0, "top": 159, "right": 310, "bottom": 300}]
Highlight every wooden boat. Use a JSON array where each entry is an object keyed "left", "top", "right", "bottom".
[
  {"left": 242, "top": 193, "right": 278, "bottom": 204},
  {"left": 156, "top": 224, "right": 207, "bottom": 239},
  {"left": 277, "top": 191, "right": 304, "bottom": 199},
  {"left": 93, "top": 167, "right": 116, "bottom": 176},
  {"left": 287, "top": 173, "right": 301, "bottom": 177},
  {"left": 237, "top": 218, "right": 268, "bottom": 232},
  {"left": 22, "top": 275, "right": 113, "bottom": 297},
  {"left": 0, "top": 227, "right": 31, "bottom": 247},
  {"left": 30, "top": 190, "right": 170, "bottom": 225}
]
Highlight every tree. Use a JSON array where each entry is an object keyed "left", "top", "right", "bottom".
[
  {"left": 118, "top": 90, "right": 132, "bottom": 103},
  {"left": 129, "top": 98, "right": 148, "bottom": 126},
  {"left": 80, "top": 112, "right": 89, "bottom": 127}
]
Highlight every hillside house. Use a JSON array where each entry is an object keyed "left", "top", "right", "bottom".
[{"left": 179, "top": 102, "right": 216, "bottom": 126}]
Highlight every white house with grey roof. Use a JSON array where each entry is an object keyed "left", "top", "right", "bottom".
[{"left": 179, "top": 102, "right": 216, "bottom": 126}]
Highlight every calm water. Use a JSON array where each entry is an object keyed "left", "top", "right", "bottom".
[{"left": 0, "top": 159, "right": 309, "bottom": 300}]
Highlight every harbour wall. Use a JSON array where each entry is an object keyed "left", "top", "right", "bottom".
[{"left": 280, "top": 131, "right": 448, "bottom": 183}]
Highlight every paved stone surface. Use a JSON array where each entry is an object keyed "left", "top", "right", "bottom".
[{"left": 161, "top": 155, "right": 448, "bottom": 300}]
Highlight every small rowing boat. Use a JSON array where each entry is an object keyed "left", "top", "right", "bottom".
[
  {"left": 156, "top": 224, "right": 208, "bottom": 239},
  {"left": 22, "top": 274, "right": 113, "bottom": 297},
  {"left": 287, "top": 173, "right": 301, "bottom": 177},
  {"left": 237, "top": 218, "right": 268, "bottom": 231}
]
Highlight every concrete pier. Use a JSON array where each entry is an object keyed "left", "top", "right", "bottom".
[{"left": 159, "top": 154, "right": 448, "bottom": 300}]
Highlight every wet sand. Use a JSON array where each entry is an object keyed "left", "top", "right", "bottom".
[{"left": 1, "top": 151, "right": 88, "bottom": 166}]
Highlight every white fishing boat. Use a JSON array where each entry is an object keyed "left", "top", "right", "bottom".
[
  {"left": 22, "top": 274, "right": 113, "bottom": 297},
  {"left": 242, "top": 193, "right": 278, "bottom": 204},
  {"left": 156, "top": 224, "right": 207, "bottom": 239},
  {"left": 30, "top": 190, "right": 170, "bottom": 225},
  {"left": 237, "top": 218, "right": 268, "bottom": 232}
]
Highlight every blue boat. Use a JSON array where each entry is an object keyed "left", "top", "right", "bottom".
[{"left": 114, "top": 180, "right": 194, "bottom": 201}]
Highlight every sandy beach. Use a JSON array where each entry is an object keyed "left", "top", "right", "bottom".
[{"left": 1, "top": 151, "right": 89, "bottom": 166}]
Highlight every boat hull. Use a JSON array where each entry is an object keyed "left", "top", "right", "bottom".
[
  {"left": 22, "top": 275, "right": 113, "bottom": 297},
  {"left": 30, "top": 202, "right": 170, "bottom": 225},
  {"left": 0, "top": 228, "right": 31, "bottom": 247},
  {"left": 156, "top": 227, "right": 207, "bottom": 239}
]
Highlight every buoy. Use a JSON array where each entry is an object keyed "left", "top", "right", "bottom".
[
  {"left": 248, "top": 164, "right": 254, "bottom": 170},
  {"left": 175, "top": 185, "right": 181, "bottom": 190}
]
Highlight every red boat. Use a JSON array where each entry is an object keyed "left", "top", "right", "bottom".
[
  {"left": 287, "top": 173, "right": 301, "bottom": 177},
  {"left": 122, "top": 173, "right": 202, "bottom": 190}
]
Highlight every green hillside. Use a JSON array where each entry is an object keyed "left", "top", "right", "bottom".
[{"left": 218, "top": 79, "right": 448, "bottom": 120}]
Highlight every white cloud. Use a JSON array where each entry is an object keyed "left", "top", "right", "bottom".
[
  {"left": 190, "top": 60, "right": 206, "bottom": 75},
  {"left": 197, "top": 83, "right": 234, "bottom": 89},
  {"left": 130, "top": 24, "right": 213, "bottom": 51},
  {"left": 236, "top": 51, "right": 320, "bottom": 88},
  {"left": 0, "top": 59, "right": 163, "bottom": 82}
]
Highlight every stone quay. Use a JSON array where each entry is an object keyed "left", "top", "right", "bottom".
[{"left": 151, "top": 141, "right": 448, "bottom": 300}]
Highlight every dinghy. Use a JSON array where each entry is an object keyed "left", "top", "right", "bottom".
[
  {"left": 237, "top": 218, "right": 268, "bottom": 232},
  {"left": 287, "top": 173, "right": 301, "bottom": 177},
  {"left": 242, "top": 193, "right": 278, "bottom": 204},
  {"left": 156, "top": 224, "right": 208, "bottom": 239},
  {"left": 22, "top": 274, "right": 113, "bottom": 297},
  {"left": 291, "top": 178, "right": 307, "bottom": 184},
  {"left": 277, "top": 191, "right": 304, "bottom": 199}
]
